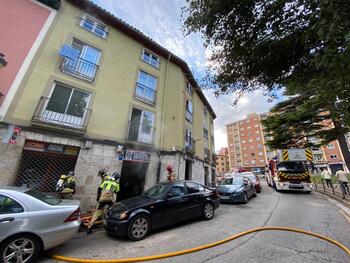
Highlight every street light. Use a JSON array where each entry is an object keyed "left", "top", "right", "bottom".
[{"left": 0, "top": 53, "right": 7, "bottom": 69}]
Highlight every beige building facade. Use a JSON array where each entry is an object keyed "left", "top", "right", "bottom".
[{"left": 0, "top": 0, "right": 216, "bottom": 208}]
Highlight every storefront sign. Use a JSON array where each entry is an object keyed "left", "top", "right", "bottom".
[
  {"left": 65, "top": 146, "right": 79, "bottom": 156},
  {"left": 47, "top": 143, "right": 64, "bottom": 153},
  {"left": 124, "top": 150, "right": 151, "bottom": 162},
  {"left": 24, "top": 140, "right": 46, "bottom": 151}
]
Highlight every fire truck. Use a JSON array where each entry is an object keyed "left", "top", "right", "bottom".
[{"left": 266, "top": 148, "right": 313, "bottom": 192}]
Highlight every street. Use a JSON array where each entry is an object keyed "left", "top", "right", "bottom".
[{"left": 42, "top": 181, "right": 350, "bottom": 263}]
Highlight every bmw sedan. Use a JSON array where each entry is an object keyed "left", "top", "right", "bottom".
[
  {"left": 217, "top": 177, "right": 256, "bottom": 203},
  {"left": 0, "top": 187, "right": 80, "bottom": 263},
  {"left": 104, "top": 180, "right": 220, "bottom": 241}
]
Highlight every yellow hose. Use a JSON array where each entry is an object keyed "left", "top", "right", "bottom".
[{"left": 50, "top": 226, "right": 350, "bottom": 263}]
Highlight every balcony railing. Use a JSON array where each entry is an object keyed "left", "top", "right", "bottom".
[
  {"left": 126, "top": 120, "right": 155, "bottom": 144},
  {"left": 185, "top": 137, "right": 195, "bottom": 153},
  {"left": 32, "top": 97, "right": 91, "bottom": 130},
  {"left": 186, "top": 110, "right": 193, "bottom": 123},
  {"left": 135, "top": 83, "right": 156, "bottom": 105},
  {"left": 59, "top": 56, "right": 98, "bottom": 82}
]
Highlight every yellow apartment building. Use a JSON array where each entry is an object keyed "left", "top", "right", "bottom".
[{"left": 0, "top": 0, "right": 216, "bottom": 208}]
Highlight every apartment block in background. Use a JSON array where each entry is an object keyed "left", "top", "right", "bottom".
[
  {"left": 215, "top": 147, "right": 230, "bottom": 175},
  {"left": 226, "top": 113, "right": 268, "bottom": 171}
]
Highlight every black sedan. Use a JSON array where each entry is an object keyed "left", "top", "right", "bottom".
[
  {"left": 104, "top": 180, "right": 220, "bottom": 241},
  {"left": 217, "top": 177, "right": 256, "bottom": 203}
]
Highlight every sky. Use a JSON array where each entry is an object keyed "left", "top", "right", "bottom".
[{"left": 92, "top": 0, "right": 281, "bottom": 152}]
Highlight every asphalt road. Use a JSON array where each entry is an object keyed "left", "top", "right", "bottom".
[{"left": 42, "top": 180, "right": 350, "bottom": 263}]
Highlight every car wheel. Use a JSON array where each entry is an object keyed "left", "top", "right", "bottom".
[
  {"left": 127, "top": 215, "right": 150, "bottom": 241},
  {"left": 0, "top": 234, "right": 41, "bottom": 263},
  {"left": 243, "top": 192, "right": 249, "bottom": 204},
  {"left": 203, "top": 203, "right": 214, "bottom": 220}
]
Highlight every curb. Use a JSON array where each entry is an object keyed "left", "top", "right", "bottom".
[{"left": 315, "top": 189, "right": 350, "bottom": 209}]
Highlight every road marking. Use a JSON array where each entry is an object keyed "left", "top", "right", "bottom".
[{"left": 339, "top": 209, "right": 350, "bottom": 224}]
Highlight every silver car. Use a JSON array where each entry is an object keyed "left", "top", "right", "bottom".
[{"left": 0, "top": 187, "right": 80, "bottom": 263}]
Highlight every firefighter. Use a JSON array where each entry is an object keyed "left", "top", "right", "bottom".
[
  {"left": 166, "top": 165, "right": 176, "bottom": 181},
  {"left": 56, "top": 171, "right": 75, "bottom": 199},
  {"left": 87, "top": 170, "right": 120, "bottom": 234}
]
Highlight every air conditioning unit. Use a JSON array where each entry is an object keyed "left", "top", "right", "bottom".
[
  {"left": 171, "top": 146, "right": 176, "bottom": 152},
  {"left": 84, "top": 140, "right": 92, "bottom": 149}
]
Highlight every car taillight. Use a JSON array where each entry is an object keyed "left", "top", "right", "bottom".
[{"left": 64, "top": 208, "right": 80, "bottom": 223}]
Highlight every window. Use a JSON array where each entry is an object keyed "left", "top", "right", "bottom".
[
  {"left": 330, "top": 154, "right": 338, "bottom": 159},
  {"left": 186, "top": 82, "right": 193, "bottom": 94},
  {"left": 142, "top": 49, "right": 160, "bottom": 68},
  {"left": 0, "top": 195, "right": 23, "bottom": 214},
  {"left": 135, "top": 70, "right": 157, "bottom": 104},
  {"left": 185, "top": 129, "right": 193, "bottom": 149},
  {"left": 168, "top": 183, "right": 187, "bottom": 198},
  {"left": 327, "top": 144, "right": 335, "bottom": 149},
  {"left": 186, "top": 100, "right": 193, "bottom": 123},
  {"left": 254, "top": 124, "right": 259, "bottom": 128},
  {"left": 203, "top": 127, "right": 209, "bottom": 139},
  {"left": 246, "top": 120, "right": 250, "bottom": 123},
  {"left": 248, "top": 139, "right": 253, "bottom": 142},
  {"left": 257, "top": 144, "right": 263, "bottom": 149},
  {"left": 258, "top": 152, "right": 263, "bottom": 156},
  {"left": 242, "top": 140, "right": 246, "bottom": 143},
  {"left": 203, "top": 107, "right": 208, "bottom": 117},
  {"left": 240, "top": 127, "right": 244, "bottom": 131},
  {"left": 42, "top": 83, "right": 90, "bottom": 128},
  {"left": 80, "top": 14, "right": 108, "bottom": 39},
  {"left": 244, "top": 153, "right": 248, "bottom": 157},
  {"left": 256, "top": 137, "right": 261, "bottom": 141},
  {"left": 60, "top": 39, "right": 100, "bottom": 82},
  {"left": 128, "top": 108, "right": 154, "bottom": 144},
  {"left": 255, "top": 131, "right": 260, "bottom": 134},
  {"left": 186, "top": 182, "right": 199, "bottom": 193}
]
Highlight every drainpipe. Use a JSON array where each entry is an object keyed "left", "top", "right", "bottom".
[{"left": 157, "top": 54, "right": 171, "bottom": 182}]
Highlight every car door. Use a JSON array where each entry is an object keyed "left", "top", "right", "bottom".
[
  {"left": 185, "top": 182, "right": 205, "bottom": 218},
  {"left": 244, "top": 179, "right": 254, "bottom": 197},
  {"left": 0, "top": 194, "right": 26, "bottom": 238},
  {"left": 162, "top": 183, "right": 189, "bottom": 225}
]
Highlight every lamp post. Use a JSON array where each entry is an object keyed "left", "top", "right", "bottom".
[{"left": 0, "top": 53, "right": 7, "bottom": 69}]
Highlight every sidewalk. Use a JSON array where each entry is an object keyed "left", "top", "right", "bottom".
[{"left": 314, "top": 186, "right": 350, "bottom": 208}]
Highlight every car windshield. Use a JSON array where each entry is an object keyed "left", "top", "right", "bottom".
[
  {"left": 245, "top": 175, "right": 257, "bottom": 181},
  {"left": 222, "top": 177, "right": 243, "bottom": 185},
  {"left": 278, "top": 161, "right": 306, "bottom": 173},
  {"left": 25, "top": 189, "right": 61, "bottom": 205},
  {"left": 142, "top": 183, "right": 169, "bottom": 199}
]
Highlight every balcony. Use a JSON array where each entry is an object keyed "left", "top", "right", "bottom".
[
  {"left": 135, "top": 83, "right": 156, "bottom": 105},
  {"left": 186, "top": 110, "right": 193, "bottom": 123},
  {"left": 59, "top": 56, "right": 98, "bottom": 82},
  {"left": 204, "top": 148, "right": 211, "bottom": 162},
  {"left": 32, "top": 97, "right": 91, "bottom": 131},
  {"left": 185, "top": 137, "right": 195, "bottom": 153},
  {"left": 126, "top": 120, "right": 155, "bottom": 145}
]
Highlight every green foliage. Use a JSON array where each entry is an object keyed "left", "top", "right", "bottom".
[{"left": 183, "top": 0, "right": 350, "bottom": 106}]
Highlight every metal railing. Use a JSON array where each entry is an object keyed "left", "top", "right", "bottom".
[
  {"left": 185, "top": 137, "right": 195, "bottom": 153},
  {"left": 312, "top": 176, "right": 349, "bottom": 200},
  {"left": 59, "top": 56, "right": 98, "bottom": 82},
  {"left": 32, "top": 96, "right": 91, "bottom": 130},
  {"left": 134, "top": 83, "right": 157, "bottom": 105},
  {"left": 126, "top": 120, "right": 156, "bottom": 144}
]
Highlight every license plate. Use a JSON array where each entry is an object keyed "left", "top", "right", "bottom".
[{"left": 220, "top": 195, "right": 230, "bottom": 200}]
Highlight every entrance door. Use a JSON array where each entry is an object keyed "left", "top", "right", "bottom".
[
  {"left": 185, "top": 160, "right": 192, "bottom": 180},
  {"left": 329, "top": 164, "right": 344, "bottom": 175},
  {"left": 119, "top": 161, "right": 148, "bottom": 200}
]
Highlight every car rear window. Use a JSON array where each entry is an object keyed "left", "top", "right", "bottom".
[{"left": 25, "top": 189, "right": 61, "bottom": 205}]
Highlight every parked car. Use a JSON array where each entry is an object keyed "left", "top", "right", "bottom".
[
  {"left": 0, "top": 187, "right": 80, "bottom": 263},
  {"left": 240, "top": 172, "right": 262, "bottom": 193},
  {"left": 104, "top": 180, "right": 220, "bottom": 241},
  {"left": 217, "top": 177, "right": 256, "bottom": 203}
]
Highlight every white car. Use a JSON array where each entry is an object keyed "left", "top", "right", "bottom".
[{"left": 0, "top": 187, "right": 80, "bottom": 263}]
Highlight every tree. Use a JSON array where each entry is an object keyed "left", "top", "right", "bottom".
[{"left": 183, "top": 0, "right": 350, "bottom": 169}]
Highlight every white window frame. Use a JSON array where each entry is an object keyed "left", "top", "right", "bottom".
[
  {"left": 186, "top": 82, "right": 193, "bottom": 95},
  {"left": 141, "top": 49, "right": 160, "bottom": 68},
  {"left": 327, "top": 144, "right": 335, "bottom": 149},
  {"left": 80, "top": 14, "right": 108, "bottom": 39}
]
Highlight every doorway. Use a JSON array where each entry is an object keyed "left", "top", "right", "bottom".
[
  {"left": 185, "top": 160, "right": 192, "bottom": 180},
  {"left": 204, "top": 166, "right": 209, "bottom": 186},
  {"left": 119, "top": 161, "right": 148, "bottom": 200}
]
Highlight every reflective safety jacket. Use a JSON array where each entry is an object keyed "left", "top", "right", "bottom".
[
  {"left": 56, "top": 175, "right": 76, "bottom": 194},
  {"left": 97, "top": 179, "right": 120, "bottom": 202}
]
